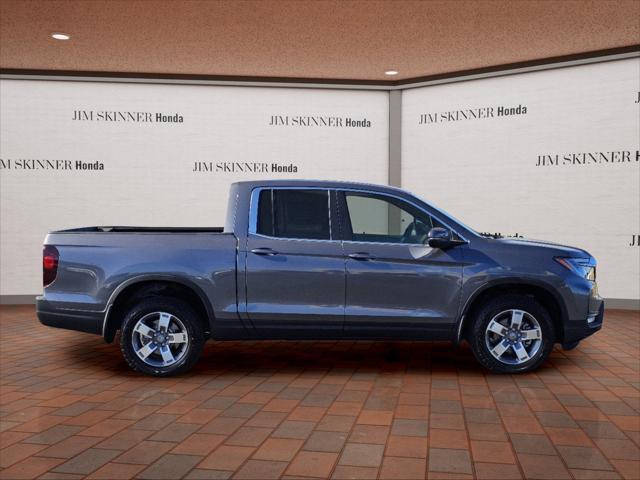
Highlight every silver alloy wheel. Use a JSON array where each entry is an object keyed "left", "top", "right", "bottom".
[
  {"left": 484, "top": 309, "right": 542, "bottom": 365},
  {"left": 132, "top": 312, "right": 189, "bottom": 368}
]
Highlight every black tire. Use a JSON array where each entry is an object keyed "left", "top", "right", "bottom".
[
  {"left": 120, "top": 297, "right": 205, "bottom": 376},
  {"left": 468, "top": 294, "right": 555, "bottom": 374}
]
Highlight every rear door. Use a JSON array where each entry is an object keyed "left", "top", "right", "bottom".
[
  {"left": 338, "top": 190, "right": 464, "bottom": 338},
  {"left": 244, "top": 188, "right": 345, "bottom": 336}
]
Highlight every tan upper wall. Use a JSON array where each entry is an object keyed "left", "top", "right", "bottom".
[{"left": 0, "top": 0, "right": 639, "bottom": 81}]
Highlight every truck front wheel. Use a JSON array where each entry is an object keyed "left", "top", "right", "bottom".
[
  {"left": 468, "top": 294, "right": 555, "bottom": 373},
  {"left": 119, "top": 297, "right": 205, "bottom": 376}
]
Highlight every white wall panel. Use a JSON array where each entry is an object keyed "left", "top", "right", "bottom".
[
  {"left": 402, "top": 58, "right": 640, "bottom": 300},
  {"left": 0, "top": 80, "right": 388, "bottom": 295}
]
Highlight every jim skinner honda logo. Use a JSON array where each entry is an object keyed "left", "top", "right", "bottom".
[
  {"left": 0, "top": 158, "right": 104, "bottom": 171},
  {"left": 418, "top": 104, "right": 527, "bottom": 125},
  {"left": 268, "top": 115, "right": 371, "bottom": 127},
  {"left": 72, "top": 110, "right": 184, "bottom": 123}
]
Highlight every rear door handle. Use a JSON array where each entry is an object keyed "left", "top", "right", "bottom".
[
  {"left": 251, "top": 247, "right": 278, "bottom": 256},
  {"left": 348, "top": 252, "right": 373, "bottom": 261}
]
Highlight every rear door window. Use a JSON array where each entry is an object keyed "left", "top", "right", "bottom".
[{"left": 257, "top": 189, "right": 331, "bottom": 240}]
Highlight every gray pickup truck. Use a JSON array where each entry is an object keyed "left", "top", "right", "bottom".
[{"left": 38, "top": 180, "right": 603, "bottom": 376}]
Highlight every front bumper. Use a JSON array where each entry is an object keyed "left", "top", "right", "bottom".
[
  {"left": 36, "top": 297, "right": 103, "bottom": 335},
  {"left": 563, "top": 296, "right": 604, "bottom": 345}
]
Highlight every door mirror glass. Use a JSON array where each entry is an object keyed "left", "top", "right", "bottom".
[{"left": 427, "top": 227, "right": 452, "bottom": 248}]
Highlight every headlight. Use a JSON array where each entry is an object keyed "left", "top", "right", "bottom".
[{"left": 554, "top": 257, "right": 596, "bottom": 281}]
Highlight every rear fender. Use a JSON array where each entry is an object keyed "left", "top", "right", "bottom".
[{"left": 102, "top": 274, "right": 215, "bottom": 342}]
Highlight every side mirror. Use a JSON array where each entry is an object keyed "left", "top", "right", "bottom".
[{"left": 427, "top": 227, "right": 452, "bottom": 249}]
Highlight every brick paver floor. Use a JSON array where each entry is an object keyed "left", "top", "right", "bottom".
[{"left": 0, "top": 306, "right": 638, "bottom": 479}]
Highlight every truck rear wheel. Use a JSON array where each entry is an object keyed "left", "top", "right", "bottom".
[
  {"left": 120, "top": 297, "right": 205, "bottom": 376},
  {"left": 468, "top": 294, "right": 555, "bottom": 373}
]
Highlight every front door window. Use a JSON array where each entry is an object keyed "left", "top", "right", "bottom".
[{"left": 344, "top": 192, "right": 440, "bottom": 244}]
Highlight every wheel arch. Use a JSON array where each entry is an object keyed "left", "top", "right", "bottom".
[
  {"left": 103, "top": 275, "right": 214, "bottom": 343},
  {"left": 456, "top": 279, "right": 568, "bottom": 344}
]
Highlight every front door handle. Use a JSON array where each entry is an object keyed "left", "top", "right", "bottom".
[
  {"left": 348, "top": 252, "right": 373, "bottom": 261},
  {"left": 251, "top": 247, "right": 278, "bottom": 256}
]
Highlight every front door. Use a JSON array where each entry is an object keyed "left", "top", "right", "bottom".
[
  {"left": 338, "top": 190, "right": 464, "bottom": 339},
  {"left": 244, "top": 188, "right": 345, "bottom": 337}
]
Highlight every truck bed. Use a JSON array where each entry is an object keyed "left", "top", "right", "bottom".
[
  {"left": 52, "top": 226, "right": 225, "bottom": 233},
  {"left": 40, "top": 227, "right": 238, "bottom": 334}
]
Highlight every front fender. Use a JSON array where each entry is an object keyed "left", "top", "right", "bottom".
[{"left": 455, "top": 277, "right": 570, "bottom": 344}]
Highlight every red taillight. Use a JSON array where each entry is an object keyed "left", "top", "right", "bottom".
[{"left": 43, "top": 245, "right": 59, "bottom": 287}]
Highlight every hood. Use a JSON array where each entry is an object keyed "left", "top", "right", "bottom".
[{"left": 494, "top": 237, "right": 591, "bottom": 258}]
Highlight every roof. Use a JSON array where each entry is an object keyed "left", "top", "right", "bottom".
[{"left": 231, "top": 179, "right": 407, "bottom": 193}]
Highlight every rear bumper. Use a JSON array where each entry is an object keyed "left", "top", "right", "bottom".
[{"left": 36, "top": 297, "right": 103, "bottom": 335}]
